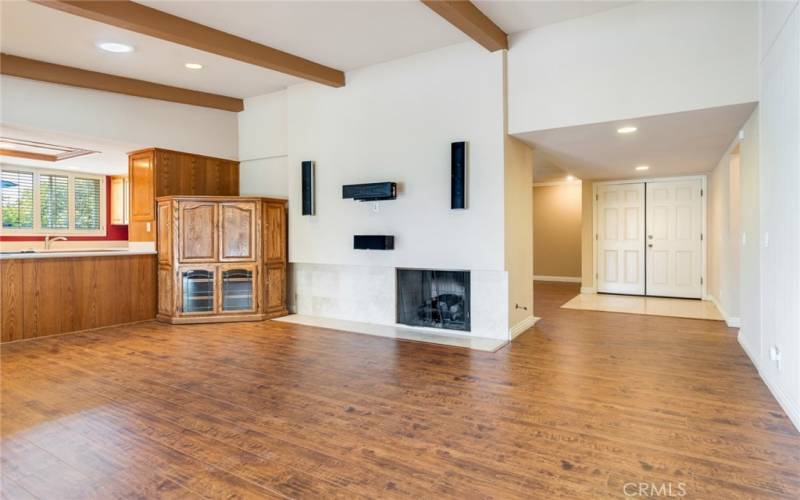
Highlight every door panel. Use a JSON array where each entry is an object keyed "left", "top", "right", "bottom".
[
  {"left": 597, "top": 183, "right": 645, "bottom": 295},
  {"left": 157, "top": 202, "right": 172, "bottom": 266},
  {"left": 264, "top": 265, "right": 286, "bottom": 313},
  {"left": 263, "top": 202, "right": 286, "bottom": 264},
  {"left": 645, "top": 180, "right": 703, "bottom": 298},
  {"left": 179, "top": 202, "right": 217, "bottom": 262},
  {"left": 219, "top": 202, "right": 257, "bottom": 261}
]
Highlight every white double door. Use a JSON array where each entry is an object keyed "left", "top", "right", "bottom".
[{"left": 596, "top": 179, "right": 704, "bottom": 298}]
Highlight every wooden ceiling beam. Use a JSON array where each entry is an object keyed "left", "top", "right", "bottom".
[
  {"left": 0, "top": 148, "right": 57, "bottom": 162},
  {"left": 421, "top": 1, "right": 508, "bottom": 52},
  {"left": 1, "top": 54, "right": 244, "bottom": 112},
  {"left": 32, "top": 0, "right": 346, "bottom": 87}
]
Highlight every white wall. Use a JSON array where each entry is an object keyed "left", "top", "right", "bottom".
[
  {"left": 0, "top": 75, "right": 238, "bottom": 159},
  {"left": 744, "top": 0, "right": 800, "bottom": 430},
  {"left": 238, "top": 91, "right": 289, "bottom": 198},
  {"left": 284, "top": 42, "right": 510, "bottom": 339},
  {"left": 507, "top": 1, "right": 759, "bottom": 133},
  {"left": 738, "top": 111, "right": 760, "bottom": 362},
  {"left": 287, "top": 43, "right": 506, "bottom": 271},
  {"left": 708, "top": 124, "right": 750, "bottom": 327}
]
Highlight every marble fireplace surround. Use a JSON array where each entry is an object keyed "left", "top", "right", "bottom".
[{"left": 288, "top": 263, "right": 510, "bottom": 340}]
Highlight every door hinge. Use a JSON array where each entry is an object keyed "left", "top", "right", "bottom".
[
  {"left": 700, "top": 277, "right": 704, "bottom": 285},
  {"left": 700, "top": 233, "right": 703, "bottom": 241},
  {"left": 596, "top": 273, "right": 599, "bottom": 279},
  {"left": 596, "top": 194, "right": 599, "bottom": 201},
  {"left": 595, "top": 233, "right": 598, "bottom": 241},
  {"left": 700, "top": 189, "right": 704, "bottom": 197}
]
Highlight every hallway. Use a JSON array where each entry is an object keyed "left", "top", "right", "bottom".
[{"left": 2, "top": 283, "right": 799, "bottom": 498}]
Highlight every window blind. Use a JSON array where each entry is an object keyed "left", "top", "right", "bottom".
[
  {"left": 40, "top": 173, "right": 69, "bottom": 229},
  {"left": 74, "top": 177, "right": 101, "bottom": 230},
  {"left": 1, "top": 170, "right": 34, "bottom": 229}
]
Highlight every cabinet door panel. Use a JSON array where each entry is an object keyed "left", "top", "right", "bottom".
[
  {"left": 178, "top": 266, "right": 217, "bottom": 315},
  {"left": 158, "top": 268, "right": 174, "bottom": 316},
  {"left": 221, "top": 264, "right": 257, "bottom": 314},
  {"left": 157, "top": 202, "right": 172, "bottom": 266},
  {"left": 129, "top": 153, "right": 154, "bottom": 220},
  {"left": 220, "top": 202, "right": 257, "bottom": 261},
  {"left": 263, "top": 202, "right": 286, "bottom": 264},
  {"left": 179, "top": 202, "right": 217, "bottom": 262},
  {"left": 264, "top": 265, "right": 286, "bottom": 313}
]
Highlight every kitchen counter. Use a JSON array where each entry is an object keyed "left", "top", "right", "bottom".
[{"left": 0, "top": 248, "right": 157, "bottom": 260}]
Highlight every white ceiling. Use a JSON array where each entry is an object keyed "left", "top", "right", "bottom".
[
  {"left": 533, "top": 154, "right": 569, "bottom": 183},
  {"left": 1, "top": 1, "right": 636, "bottom": 98},
  {"left": 519, "top": 103, "right": 757, "bottom": 182},
  {"left": 0, "top": 124, "right": 134, "bottom": 176},
  {"left": 476, "top": 1, "right": 632, "bottom": 35},
  {"left": 0, "top": 1, "right": 303, "bottom": 98}
]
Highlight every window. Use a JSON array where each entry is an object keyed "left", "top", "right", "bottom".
[
  {"left": 1, "top": 170, "right": 34, "bottom": 229},
  {"left": 0, "top": 166, "right": 106, "bottom": 236},
  {"left": 40, "top": 173, "right": 69, "bottom": 229},
  {"left": 74, "top": 177, "right": 101, "bottom": 230}
]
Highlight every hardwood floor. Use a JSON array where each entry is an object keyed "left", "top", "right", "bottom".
[{"left": 2, "top": 282, "right": 798, "bottom": 499}]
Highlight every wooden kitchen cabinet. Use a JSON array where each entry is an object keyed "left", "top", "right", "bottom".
[
  {"left": 156, "top": 196, "right": 287, "bottom": 324},
  {"left": 128, "top": 148, "right": 239, "bottom": 242},
  {"left": 110, "top": 176, "right": 129, "bottom": 225}
]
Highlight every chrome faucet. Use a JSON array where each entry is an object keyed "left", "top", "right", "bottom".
[{"left": 44, "top": 235, "right": 68, "bottom": 250}]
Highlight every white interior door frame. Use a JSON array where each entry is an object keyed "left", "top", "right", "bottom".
[{"left": 592, "top": 175, "right": 707, "bottom": 298}]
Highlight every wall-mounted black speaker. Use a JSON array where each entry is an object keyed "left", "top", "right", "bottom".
[
  {"left": 451, "top": 141, "right": 467, "bottom": 209},
  {"left": 354, "top": 235, "right": 395, "bottom": 250},
  {"left": 301, "top": 161, "right": 315, "bottom": 215}
]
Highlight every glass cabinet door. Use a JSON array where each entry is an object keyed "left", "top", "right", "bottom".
[
  {"left": 181, "top": 269, "right": 215, "bottom": 313},
  {"left": 222, "top": 267, "right": 255, "bottom": 312}
]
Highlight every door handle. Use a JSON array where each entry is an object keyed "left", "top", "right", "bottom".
[{"left": 648, "top": 244, "right": 653, "bottom": 248}]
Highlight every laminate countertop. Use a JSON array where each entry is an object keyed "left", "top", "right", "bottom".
[{"left": 0, "top": 248, "right": 157, "bottom": 260}]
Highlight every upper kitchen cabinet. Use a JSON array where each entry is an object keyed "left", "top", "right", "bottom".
[
  {"left": 127, "top": 148, "right": 239, "bottom": 242},
  {"left": 110, "top": 175, "right": 129, "bottom": 225}
]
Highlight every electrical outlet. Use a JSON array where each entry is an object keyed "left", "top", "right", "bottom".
[
  {"left": 741, "top": 232, "right": 747, "bottom": 246},
  {"left": 769, "top": 346, "right": 782, "bottom": 372},
  {"left": 763, "top": 232, "right": 769, "bottom": 248}
]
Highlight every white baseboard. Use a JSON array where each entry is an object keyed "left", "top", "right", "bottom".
[
  {"left": 580, "top": 286, "right": 596, "bottom": 294},
  {"left": 509, "top": 316, "right": 540, "bottom": 340},
  {"left": 738, "top": 331, "right": 800, "bottom": 432},
  {"left": 707, "top": 294, "right": 740, "bottom": 328},
  {"left": 533, "top": 275, "right": 581, "bottom": 283}
]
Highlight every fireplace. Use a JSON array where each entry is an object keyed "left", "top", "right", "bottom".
[{"left": 396, "top": 269, "right": 470, "bottom": 331}]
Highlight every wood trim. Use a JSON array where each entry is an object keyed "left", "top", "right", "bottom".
[
  {"left": 33, "top": 0, "right": 345, "bottom": 88},
  {"left": 421, "top": 1, "right": 508, "bottom": 52},
  {"left": 0, "top": 148, "right": 57, "bottom": 162},
  {"left": 0, "top": 53, "right": 244, "bottom": 112}
]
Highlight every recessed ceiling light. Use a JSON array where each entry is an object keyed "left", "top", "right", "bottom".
[
  {"left": 566, "top": 175, "right": 576, "bottom": 181},
  {"left": 617, "top": 126, "right": 638, "bottom": 134},
  {"left": 67, "top": 166, "right": 81, "bottom": 170},
  {"left": 635, "top": 165, "right": 650, "bottom": 171},
  {"left": 97, "top": 42, "right": 134, "bottom": 53},
  {"left": 185, "top": 63, "right": 203, "bottom": 70}
]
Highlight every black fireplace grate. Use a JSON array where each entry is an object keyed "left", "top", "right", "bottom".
[{"left": 396, "top": 269, "right": 470, "bottom": 332}]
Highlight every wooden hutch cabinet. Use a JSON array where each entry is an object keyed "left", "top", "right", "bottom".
[{"left": 156, "top": 196, "right": 288, "bottom": 324}]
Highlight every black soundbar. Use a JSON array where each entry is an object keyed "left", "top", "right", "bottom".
[
  {"left": 342, "top": 182, "right": 397, "bottom": 201},
  {"left": 354, "top": 235, "right": 394, "bottom": 250}
]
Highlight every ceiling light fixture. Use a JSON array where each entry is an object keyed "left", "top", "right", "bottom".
[
  {"left": 617, "top": 126, "right": 638, "bottom": 134},
  {"left": 635, "top": 165, "right": 650, "bottom": 171},
  {"left": 96, "top": 42, "right": 134, "bottom": 53},
  {"left": 185, "top": 63, "right": 203, "bottom": 70},
  {"left": 566, "top": 175, "right": 576, "bottom": 181}
]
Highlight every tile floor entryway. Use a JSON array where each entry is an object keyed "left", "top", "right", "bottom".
[{"left": 561, "top": 292, "right": 724, "bottom": 321}]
